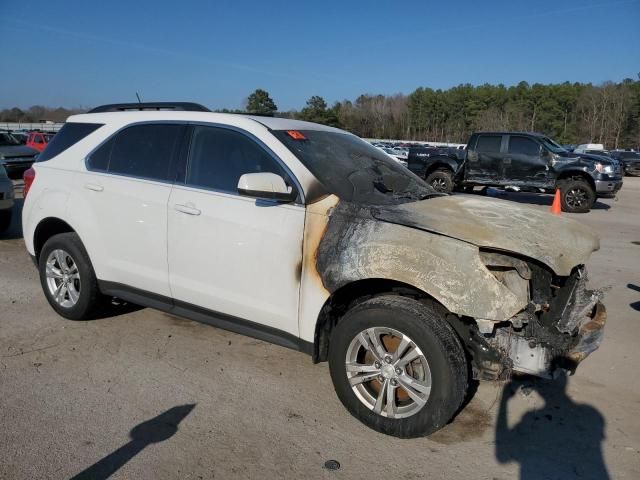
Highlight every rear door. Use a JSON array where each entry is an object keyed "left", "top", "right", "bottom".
[
  {"left": 78, "top": 123, "right": 186, "bottom": 296},
  {"left": 505, "top": 135, "right": 551, "bottom": 186},
  {"left": 167, "top": 124, "right": 305, "bottom": 335},
  {"left": 465, "top": 134, "right": 505, "bottom": 184}
]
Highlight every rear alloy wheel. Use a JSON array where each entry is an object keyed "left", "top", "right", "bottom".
[
  {"left": 329, "top": 296, "right": 468, "bottom": 438},
  {"left": 45, "top": 249, "right": 82, "bottom": 308},
  {"left": 425, "top": 169, "right": 454, "bottom": 193},
  {"left": 39, "top": 232, "right": 104, "bottom": 320},
  {"left": 559, "top": 178, "right": 595, "bottom": 213}
]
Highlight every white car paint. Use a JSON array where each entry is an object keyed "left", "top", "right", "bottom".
[{"left": 22, "top": 110, "right": 344, "bottom": 343}]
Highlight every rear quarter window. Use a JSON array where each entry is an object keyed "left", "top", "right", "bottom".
[{"left": 37, "top": 123, "right": 104, "bottom": 162}]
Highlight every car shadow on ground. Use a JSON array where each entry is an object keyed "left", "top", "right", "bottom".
[
  {"left": 495, "top": 374, "right": 610, "bottom": 480},
  {"left": 69, "top": 404, "right": 196, "bottom": 480},
  {"left": 476, "top": 189, "right": 612, "bottom": 211}
]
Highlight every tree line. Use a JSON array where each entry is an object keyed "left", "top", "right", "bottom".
[
  {"left": 243, "top": 81, "right": 640, "bottom": 148},
  {"left": 3, "top": 78, "right": 639, "bottom": 148}
]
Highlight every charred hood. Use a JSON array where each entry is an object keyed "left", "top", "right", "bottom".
[{"left": 372, "top": 195, "right": 599, "bottom": 276}]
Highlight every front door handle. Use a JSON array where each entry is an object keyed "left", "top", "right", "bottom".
[
  {"left": 85, "top": 183, "right": 104, "bottom": 192},
  {"left": 174, "top": 204, "right": 201, "bottom": 216}
]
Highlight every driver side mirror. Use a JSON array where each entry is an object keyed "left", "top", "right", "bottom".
[{"left": 237, "top": 172, "right": 297, "bottom": 203}]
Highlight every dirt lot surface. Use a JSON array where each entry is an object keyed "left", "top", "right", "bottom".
[{"left": 1, "top": 179, "right": 639, "bottom": 479}]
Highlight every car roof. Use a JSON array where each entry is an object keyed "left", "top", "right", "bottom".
[
  {"left": 473, "top": 131, "right": 547, "bottom": 137},
  {"left": 67, "top": 110, "right": 345, "bottom": 134}
]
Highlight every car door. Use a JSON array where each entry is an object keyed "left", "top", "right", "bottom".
[
  {"left": 505, "top": 135, "right": 551, "bottom": 186},
  {"left": 78, "top": 123, "right": 186, "bottom": 297},
  {"left": 167, "top": 125, "right": 305, "bottom": 336},
  {"left": 465, "top": 134, "right": 505, "bottom": 184}
]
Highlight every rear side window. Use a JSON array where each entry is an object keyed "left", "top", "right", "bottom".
[
  {"left": 87, "top": 124, "right": 184, "bottom": 182},
  {"left": 38, "top": 123, "right": 103, "bottom": 162},
  {"left": 508, "top": 136, "right": 539, "bottom": 156},
  {"left": 186, "top": 126, "right": 286, "bottom": 193},
  {"left": 475, "top": 135, "right": 502, "bottom": 153}
]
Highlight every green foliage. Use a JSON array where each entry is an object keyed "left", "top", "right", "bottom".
[
  {"left": 298, "top": 96, "right": 340, "bottom": 127},
  {"left": 245, "top": 89, "right": 278, "bottom": 116}
]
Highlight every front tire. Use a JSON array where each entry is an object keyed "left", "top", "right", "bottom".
[
  {"left": 559, "top": 178, "right": 595, "bottom": 213},
  {"left": 425, "top": 169, "right": 454, "bottom": 193},
  {"left": 328, "top": 296, "right": 468, "bottom": 438},
  {"left": 39, "top": 232, "right": 104, "bottom": 320}
]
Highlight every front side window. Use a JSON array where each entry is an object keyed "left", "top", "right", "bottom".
[
  {"left": 186, "top": 126, "right": 287, "bottom": 194},
  {"left": 87, "top": 124, "right": 184, "bottom": 182},
  {"left": 508, "top": 136, "right": 540, "bottom": 156},
  {"left": 475, "top": 135, "right": 502, "bottom": 153}
]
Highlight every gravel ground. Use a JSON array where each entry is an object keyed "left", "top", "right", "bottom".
[{"left": 1, "top": 178, "right": 639, "bottom": 480}]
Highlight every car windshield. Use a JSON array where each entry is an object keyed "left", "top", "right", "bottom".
[
  {"left": 540, "top": 136, "right": 567, "bottom": 154},
  {"left": 0, "top": 133, "right": 20, "bottom": 146},
  {"left": 273, "top": 130, "right": 438, "bottom": 204}
]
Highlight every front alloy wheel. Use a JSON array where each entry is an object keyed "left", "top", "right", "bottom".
[
  {"left": 328, "top": 296, "right": 468, "bottom": 438},
  {"left": 346, "top": 327, "right": 432, "bottom": 419}
]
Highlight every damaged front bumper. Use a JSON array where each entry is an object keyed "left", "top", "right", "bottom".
[{"left": 465, "top": 266, "right": 607, "bottom": 379}]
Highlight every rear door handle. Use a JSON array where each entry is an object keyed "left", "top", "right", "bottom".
[
  {"left": 85, "top": 183, "right": 104, "bottom": 192},
  {"left": 174, "top": 204, "right": 201, "bottom": 216}
]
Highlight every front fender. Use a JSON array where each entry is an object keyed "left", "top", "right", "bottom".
[{"left": 315, "top": 202, "right": 524, "bottom": 322}]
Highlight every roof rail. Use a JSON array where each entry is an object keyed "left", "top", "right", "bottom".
[{"left": 88, "top": 102, "right": 211, "bottom": 113}]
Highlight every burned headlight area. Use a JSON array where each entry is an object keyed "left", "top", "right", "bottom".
[{"left": 463, "top": 252, "right": 606, "bottom": 379}]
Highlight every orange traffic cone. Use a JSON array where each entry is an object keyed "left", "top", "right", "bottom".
[{"left": 550, "top": 189, "right": 562, "bottom": 215}]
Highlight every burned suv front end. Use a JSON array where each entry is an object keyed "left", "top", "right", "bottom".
[{"left": 473, "top": 252, "right": 606, "bottom": 379}]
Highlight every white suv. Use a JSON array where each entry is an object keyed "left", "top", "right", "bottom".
[{"left": 23, "top": 102, "right": 606, "bottom": 437}]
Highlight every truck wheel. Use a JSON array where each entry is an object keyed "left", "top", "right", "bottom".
[
  {"left": 0, "top": 210, "right": 12, "bottom": 233},
  {"left": 559, "top": 178, "right": 595, "bottom": 213},
  {"left": 328, "top": 296, "right": 468, "bottom": 438},
  {"left": 425, "top": 169, "right": 454, "bottom": 193}
]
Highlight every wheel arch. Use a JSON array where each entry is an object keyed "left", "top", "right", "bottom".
[
  {"left": 33, "top": 217, "right": 79, "bottom": 261},
  {"left": 312, "top": 278, "right": 439, "bottom": 363},
  {"left": 556, "top": 169, "right": 596, "bottom": 192},
  {"left": 424, "top": 157, "right": 457, "bottom": 177}
]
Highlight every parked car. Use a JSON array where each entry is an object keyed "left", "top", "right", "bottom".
[
  {"left": 573, "top": 143, "right": 604, "bottom": 154},
  {"left": 22, "top": 102, "right": 606, "bottom": 438},
  {"left": 408, "top": 132, "right": 623, "bottom": 213},
  {"left": 0, "top": 131, "right": 39, "bottom": 179},
  {"left": 0, "top": 164, "right": 14, "bottom": 233},
  {"left": 26, "top": 131, "right": 55, "bottom": 152},
  {"left": 609, "top": 150, "right": 640, "bottom": 176},
  {"left": 377, "top": 146, "right": 408, "bottom": 166},
  {"left": 7, "top": 131, "right": 28, "bottom": 144}
]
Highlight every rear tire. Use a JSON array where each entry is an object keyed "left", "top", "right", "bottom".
[
  {"left": 425, "top": 169, "right": 454, "bottom": 193},
  {"left": 328, "top": 296, "right": 468, "bottom": 438},
  {"left": 0, "top": 209, "right": 12, "bottom": 233},
  {"left": 38, "top": 232, "right": 104, "bottom": 320},
  {"left": 559, "top": 178, "right": 595, "bottom": 213}
]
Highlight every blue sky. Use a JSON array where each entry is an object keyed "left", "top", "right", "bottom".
[{"left": 1, "top": 0, "right": 638, "bottom": 110}]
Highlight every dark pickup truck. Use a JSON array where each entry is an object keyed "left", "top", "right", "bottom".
[{"left": 408, "top": 132, "right": 623, "bottom": 213}]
